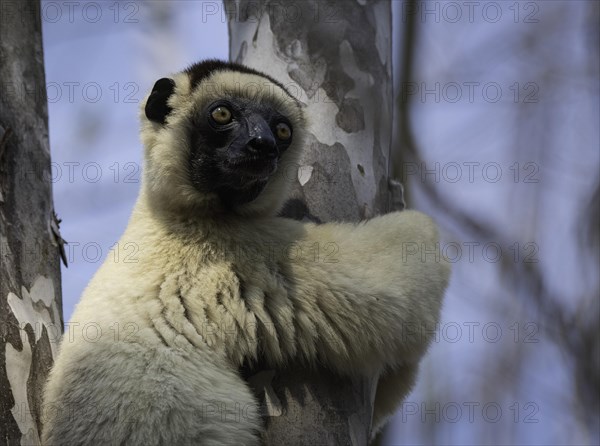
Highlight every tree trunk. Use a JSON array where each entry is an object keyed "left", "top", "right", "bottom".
[
  {"left": 0, "top": 1, "right": 63, "bottom": 444},
  {"left": 227, "top": 1, "right": 393, "bottom": 443}
]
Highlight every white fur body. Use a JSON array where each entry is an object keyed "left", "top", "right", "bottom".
[{"left": 42, "top": 64, "right": 450, "bottom": 445}]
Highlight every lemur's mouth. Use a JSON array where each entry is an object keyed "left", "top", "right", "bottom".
[{"left": 225, "top": 156, "right": 277, "bottom": 179}]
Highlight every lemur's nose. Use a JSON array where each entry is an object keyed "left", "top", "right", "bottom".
[
  {"left": 247, "top": 135, "right": 277, "bottom": 158},
  {"left": 246, "top": 114, "right": 277, "bottom": 158}
]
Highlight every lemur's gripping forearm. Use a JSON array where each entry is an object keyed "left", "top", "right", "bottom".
[{"left": 219, "top": 211, "right": 449, "bottom": 374}]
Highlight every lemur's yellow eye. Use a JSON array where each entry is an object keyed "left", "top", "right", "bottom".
[
  {"left": 211, "top": 106, "right": 232, "bottom": 124},
  {"left": 276, "top": 122, "right": 292, "bottom": 141}
]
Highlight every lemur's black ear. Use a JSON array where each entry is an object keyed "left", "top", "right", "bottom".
[{"left": 145, "top": 78, "right": 176, "bottom": 124}]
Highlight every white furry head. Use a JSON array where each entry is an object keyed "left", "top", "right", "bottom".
[{"left": 139, "top": 60, "right": 306, "bottom": 219}]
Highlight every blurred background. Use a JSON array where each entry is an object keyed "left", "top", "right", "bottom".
[{"left": 42, "top": 1, "right": 599, "bottom": 444}]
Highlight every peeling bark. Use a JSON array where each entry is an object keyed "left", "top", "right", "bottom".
[
  {"left": 227, "top": 1, "right": 393, "bottom": 443},
  {"left": 0, "top": 2, "right": 63, "bottom": 444}
]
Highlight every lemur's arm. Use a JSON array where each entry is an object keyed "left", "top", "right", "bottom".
[{"left": 239, "top": 210, "right": 449, "bottom": 375}]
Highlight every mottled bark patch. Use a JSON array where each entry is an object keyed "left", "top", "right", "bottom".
[
  {"left": 259, "top": 366, "right": 373, "bottom": 446},
  {"left": 287, "top": 58, "right": 327, "bottom": 100},
  {"left": 279, "top": 198, "right": 322, "bottom": 223},
  {"left": 234, "top": 40, "right": 248, "bottom": 64},
  {"left": 28, "top": 326, "right": 53, "bottom": 437},
  {"left": 336, "top": 98, "right": 365, "bottom": 133},
  {"left": 0, "top": 306, "right": 22, "bottom": 443},
  {"left": 299, "top": 137, "right": 360, "bottom": 222}
]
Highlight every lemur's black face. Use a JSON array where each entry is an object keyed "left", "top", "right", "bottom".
[
  {"left": 145, "top": 77, "right": 294, "bottom": 208},
  {"left": 189, "top": 98, "right": 293, "bottom": 208}
]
